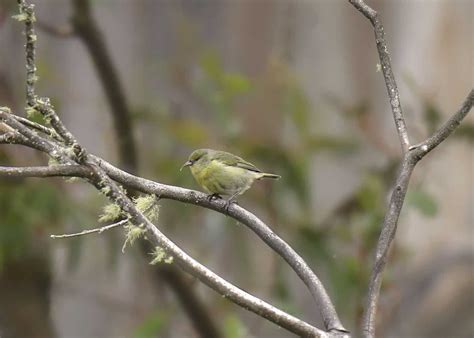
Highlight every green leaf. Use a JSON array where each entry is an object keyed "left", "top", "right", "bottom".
[
  {"left": 284, "top": 86, "right": 310, "bottom": 135},
  {"left": 423, "top": 103, "right": 442, "bottom": 134},
  {"left": 224, "top": 315, "right": 248, "bottom": 338},
  {"left": 356, "top": 174, "right": 384, "bottom": 211},
  {"left": 407, "top": 189, "right": 438, "bottom": 217},
  {"left": 200, "top": 51, "right": 221, "bottom": 80},
  {"left": 306, "top": 135, "right": 358, "bottom": 154},
  {"left": 169, "top": 119, "right": 208, "bottom": 147},
  {"left": 222, "top": 73, "right": 251, "bottom": 94},
  {"left": 454, "top": 123, "right": 474, "bottom": 142},
  {"left": 0, "top": 181, "right": 65, "bottom": 269},
  {"left": 132, "top": 311, "right": 167, "bottom": 338}
]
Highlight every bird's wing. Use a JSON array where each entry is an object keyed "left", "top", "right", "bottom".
[{"left": 214, "top": 152, "right": 261, "bottom": 173}]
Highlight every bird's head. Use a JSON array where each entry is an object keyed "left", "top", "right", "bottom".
[{"left": 180, "top": 149, "right": 210, "bottom": 171}]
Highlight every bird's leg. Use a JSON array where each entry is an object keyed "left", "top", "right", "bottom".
[
  {"left": 207, "top": 193, "right": 222, "bottom": 202},
  {"left": 224, "top": 192, "right": 240, "bottom": 212}
]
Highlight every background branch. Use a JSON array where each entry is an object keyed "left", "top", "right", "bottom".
[
  {"left": 69, "top": 0, "right": 222, "bottom": 335},
  {"left": 348, "top": 1, "right": 473, "bottom": 336},
  {"left": 348, "top": 0, "right": 410, "bottom": 153},
  {"left": 36, "top": 19, "right": 74, "bottom": 38},
  {"left": 414, "top": 89, "right": 474, "bottom": 156},
  {"left": 363, "top": 92, "right": 472, "bottom": 338},
  {"left": 71, "top": 0, "right": 137, "bottom": 172}
]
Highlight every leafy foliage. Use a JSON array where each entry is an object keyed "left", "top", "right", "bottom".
[
  {"left": 132, "top": 310, "right": 168, "bottom": 338},
  {"left": 0, "top": 179, "right": 64, "bottom": 269},
  {"left": 406, "top": 188, "right": 438, "bottom": 217}
]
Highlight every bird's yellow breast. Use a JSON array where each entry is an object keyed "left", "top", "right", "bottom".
[{"left": 190, "top": 159, "right": 259, "bottom": 196}]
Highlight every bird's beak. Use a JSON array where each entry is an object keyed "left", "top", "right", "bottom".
[{"left": 180, "top": 160, "right": 193, "bottom": 172}]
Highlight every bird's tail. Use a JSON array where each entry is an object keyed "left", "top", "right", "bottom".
[{"left": 259, "top": 173, "right": 281, "bottom": 180}]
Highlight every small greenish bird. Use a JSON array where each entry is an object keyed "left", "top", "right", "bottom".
[{"left": 181, "top": 149, "right": 280, "bottom": 209}]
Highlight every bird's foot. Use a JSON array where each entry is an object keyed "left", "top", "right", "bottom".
[
  {"left": 207, "top": 193, "right": 222, "bottom": 202},
  {"left": 224, "top": 199, "right": 237, "bottom": 212}
]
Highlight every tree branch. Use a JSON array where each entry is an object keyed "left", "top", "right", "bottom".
[
  {"left": 1, "top": 2, "right": 349, "bottom": 335},
  {"left": 69, "top": 0, "right": 222, "bottom": 335},
  {"left": 11, "top": 114, "right": 63, "bottom": 142},
  {"left": 71, "top": 0, "right": 137, "bottom": 172},
  {"left": 50, "top": 218, "right": 128, "bottom": 238},
  {"left": 412, "top": 89, "right": 474, "bottom": 157},
  {"left": 17, "top": 0, "right": 37, "bottom": 107},
  {"left": 0, "top": 162, "right": 330, "bottom": 338},
  {"left": 0, "top": 138, "right": 348, "bottom": 334},
  {"left": 92, "top": 155, "right": 348, "bottom": 333},
  {"left": 86, "top": 161, "right": 331, "bottom": 338},
  {"left": 36, "top": 20, "right": 74, "bottom": 38},
  {"left": 348, "top": 1, "right": 473, "bottom": 337},
  {"left": 348, "top": 0, "right": 410, "bottom": 153},
  {"left": 363, "top": 95, "right": 472, "bottom": 338},
  {"left": 0, "top": 164, "right": 88, "bottom": 178}
]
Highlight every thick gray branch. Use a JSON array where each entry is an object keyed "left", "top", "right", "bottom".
[
  {"left": 92, "top": 156, "right": 347, "bottom": 333},
  {"left": 86, "top": 161, "right": 331, "bottom": 338},
  {"left": 2, "top": 102, "right": 347, "bottom": 332},
  {"left": 0, "top": 116, "right": 332, "bottom": 338},
  {"left": 0, "top": 152, "right": 347, "bottom": 334},
  {"left": 3, "top": 3, "right": 348, "bottom": 332}
]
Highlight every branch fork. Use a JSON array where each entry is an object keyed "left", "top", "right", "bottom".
[{"left": 348, "top": 1, "right": 473, "bottom": 337}]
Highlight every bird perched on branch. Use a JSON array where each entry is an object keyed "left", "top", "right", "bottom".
[{"left": 181, "top": 148, "right": 280, "bottom": 210}]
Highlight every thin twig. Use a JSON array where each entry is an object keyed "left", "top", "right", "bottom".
[
  {"left": 17, "top": 0, "right": 37, "bottom": 107},
  {"left": 412, "top": 89, "right": 474, "bottom": 157},
  {"left": 50, "top": 218, "right": 128, "bottom": 238},
  {"left": 12, "top": 115, "right": 63, "bottom": 142},
  {"left": 0, "top": 109, "right": 74, "bottom": 163},
  {"left": 348, "top": 0, "right": 410, "bottom": 153},
  {"left": 51, "top": 201, "right": 160, "bottom": 239}
]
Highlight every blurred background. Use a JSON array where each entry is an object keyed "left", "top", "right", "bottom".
[{"left": 0, "top": 0, "right": 472, "bottom": 337}]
